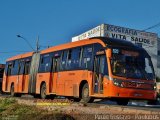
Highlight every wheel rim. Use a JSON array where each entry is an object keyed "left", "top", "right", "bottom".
[
  {"left": 11, "top": 86, "right": 14, "bottom": 96},
  {"left": 41, "top": 85, "right": 46, "bottom": 98},
  {"left": 83, "top": 87, "right": 89, "bottom": 98}
]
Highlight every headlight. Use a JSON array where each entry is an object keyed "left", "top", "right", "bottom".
[
  {"left": 154, "top": 83, "right": 157, "bottom": 90},
  {"left": 113, "top": 78, "right": 123, "bottom": 87}
]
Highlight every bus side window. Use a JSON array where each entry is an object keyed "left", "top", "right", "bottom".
[
  {"left": 11, "top": 60, "right": 19, "bottom": 75},
  {"left": 7, "top": 62, "right": 13, "bottom": 76},
  {"left": 71, "top": 47, "right": 81, "bottom": 69},
  {"left": 24, "top": 60, "right": 31, "bottom": 74},
  {"left": 60, "top": 50, "right": 68, "bottom": 70},
  {"left": 18, "top": 60, "right": 25, "bottom": 74},
  {"left": 5, "top": 62, "right": 8, "bottom": 76},
  {"left": 94, "top": 44, "right": 108, "bottom": 76},
  {"left": 52, "top": 52, "right": 61, "bottom": 72},
  {"left": 39, "top": 54, "right": 51, "bottom": 72},
  {"left": 100, "top": 56, "right": 108, "bottom": 75},
  {"left": 81, "top": 45, "right": 93, "bottom": 70},
  {"left": 11, "top": 61, "right": 15, "bottom": 75},
  {"left": 66, "top": 49, "right": 72, "bottom": 70},
  {"left": 94, "top": 43, "right": 104, "bottom": 55}
]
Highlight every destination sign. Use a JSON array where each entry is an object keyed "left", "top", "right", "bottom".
[
  {"left": 121, "top": 50, "right": 139, "bottom": 56},
  {"left": 112, "top": 48, "right": 139, "bottom": 56},
  {"left": 96, "top": 50, "right": 105, "bottom": 55}
]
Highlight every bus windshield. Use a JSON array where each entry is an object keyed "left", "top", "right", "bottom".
[{"left": 111, "top": 54, "right": 155, "bottom": 80}]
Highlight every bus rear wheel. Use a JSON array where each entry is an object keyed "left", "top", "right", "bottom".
[
  {"left": 73, "top": 98, "right": 81, "bottom": 102},
  {"left": 40, "top": 83, "right": 47, "bottom": 99},
  {"left": 10, "top": 84, "right": 21, "bottom": 97},
  {"left": 10, "top": 84, "right": 15, "bottom": 97},
  {"left": 116, "top": 99, "right": 129, "bottom": 106},
  {"left": 81, "top": 83, "right": 94, "bottom": 103}
]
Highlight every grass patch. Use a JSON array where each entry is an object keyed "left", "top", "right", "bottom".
[
  {"left": 0, "top": 98, "right": 17, "bottom": 106},
  {"left": 0, "top": 98, "right": 17, "bottom": 112},
  {"left": 0, "top": 98, "right": 74, "bottom": 120}
]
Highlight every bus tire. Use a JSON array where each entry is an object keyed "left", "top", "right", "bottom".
[
  {"left": 73, "top": 98, "right": 81, "bottom": 102},
  {"left": 10, "top": 84, "right": 21, "bottom": 97},
  {"left": 67, "top": 97, "right": 81, "bottom": 102},
  {"left": 81, "top": 83, "right": 94, "bottom": 103},
  {"left": 147, "top": 100, "right": 158, "bottom": 105},
  {"left": 116, "top": 99, "right": 129, "bottom": 106},
  {"left": 10, "top": 84, "right": 15, "bottom": 97},
  {"left": 40, "top": 83, "right": 47, "bottom": 99},
  {"left": 15, "top": 93, "right": 21, "bottom": 97},
  {"left": 34, "top": 94, "right": 40, "bottom": 98}
]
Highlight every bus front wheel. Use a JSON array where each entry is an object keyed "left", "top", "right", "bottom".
[
  {"left": 147, "top": 100, "right": 158, "bottom": 105},
  {"left": 116, "top": 99, "right": 129, "bottom": 106},
  {"left": 40, "top": 83, "right": 47, "bottom": 99},
  {"left": 81, "top": 83, "right": 94, "bottom": 103}
]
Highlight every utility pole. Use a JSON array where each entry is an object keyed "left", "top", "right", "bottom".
[{"left": 36, "top": 36, "right": 40, "bottom": 52}]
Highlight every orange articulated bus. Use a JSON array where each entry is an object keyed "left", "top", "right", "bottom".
[{"left": 2, "top": 37, "right": 157, "bottom": 105}]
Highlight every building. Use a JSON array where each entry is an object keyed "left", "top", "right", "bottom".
[{"left": 72, "top": 24, "right": 159, "bottom": 78}]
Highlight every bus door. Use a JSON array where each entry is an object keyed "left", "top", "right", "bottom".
[
  {"left": 18, "top": 59, "right": 30, "bottom": 92},
  {"left": 17, "top": 60, "right": 24, "bottom": 92},
  {"left": 28, "top": 52, "right": 40, "bottom": 94},
  {"left": 5, "top": 63, "right": 12, "bottom": 91},
  {"left": 50, "top": 55, "right": 61, "bottom": 93},
  {"left": 93, "top": 55, "right": 106, "bottom": 94}
]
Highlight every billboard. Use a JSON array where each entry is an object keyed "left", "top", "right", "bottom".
[{"left": 72, "top": 24, "right": 157, "bottom": 47}]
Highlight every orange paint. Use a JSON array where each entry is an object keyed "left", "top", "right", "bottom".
[{"left": 2, "top": 38, "right": 156, "bottom": 101}]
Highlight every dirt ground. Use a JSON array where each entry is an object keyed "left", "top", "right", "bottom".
[{"left": 0, "top": 96, "right": 160, "bottom": 120}]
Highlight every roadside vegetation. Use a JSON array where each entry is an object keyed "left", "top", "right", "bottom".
[{"left": 0, "top": 98, "right": 74, "bottom": 120}]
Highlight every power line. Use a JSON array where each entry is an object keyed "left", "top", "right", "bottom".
[
  {"left": 40, "top": 45, "right": 50, "bottom": 48},
  {"left": 143, "top": 22, "right": 160, "bottom": 31}
]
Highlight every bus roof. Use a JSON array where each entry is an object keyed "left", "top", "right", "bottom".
[
  {"left": 6, "top": 37, "right": 147, "bottom": 62},
  {"left": 91, "top": 37, "right": 146, "bottom": 51},
  {"left": 6, "top": 38, "right": 105, "bottom": 61},
  {"left": 41, "top": 38, "right": 106, "bottom": 54},
  {"left": 7, "top": 52, "right": 34, "bottom": 61}
]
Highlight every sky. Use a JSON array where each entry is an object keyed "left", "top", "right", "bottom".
[{"left": 0, "top": 0, "right": 160, "bottom": 63}]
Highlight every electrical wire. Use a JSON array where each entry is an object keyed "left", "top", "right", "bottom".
[
  {"left": 0, "top": 45, "right": 49, "bottom": 54},
  {"left": 143, "top": 22, "right": 160, "bottom": 31}
]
